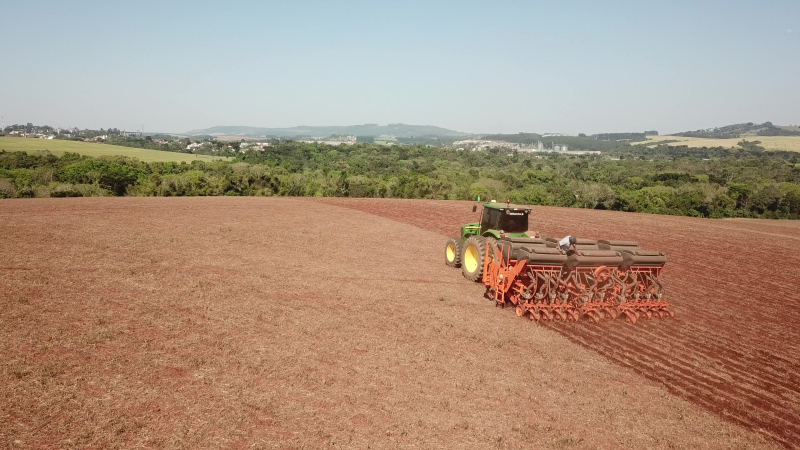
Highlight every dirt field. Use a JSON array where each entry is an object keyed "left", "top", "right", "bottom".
[
  {"left": 0, "top": 198, "right": 791, "bottom": 449},
  {"left": 318, "top": 198, "right": 800, "bottom": 449}
]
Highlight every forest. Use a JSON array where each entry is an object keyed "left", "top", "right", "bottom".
[{"left": 1, "top": 142, "right": 799, "bottom": 219}]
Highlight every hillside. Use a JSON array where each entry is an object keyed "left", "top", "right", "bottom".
[
  {"left": 185, "top": 123, "right": 471, "bottom": 138},
  {"left": 0, "top": 137, "right": 231, "bottom": 163},
  {"left": 478, "top": 124, "right": 800, "bottom": 152},
  {"left": 638, "top": 135, "right": 800, "bottom": 152},
  {"left": 672, "top": 121, "right": 800, "bottom": 139}
]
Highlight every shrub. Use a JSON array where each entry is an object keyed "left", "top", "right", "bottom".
[
  {"left": 49, "top": 183, "right": 109, "bottom": 197},
  {"left": 50, "top": 183, "right": 82, "bottom": 197},
  {"left": 0, "top": 179, "right": 16, "bottom": 198},
  {"left": 33, "top": 186, "right": 51, "bottom": 198},
  {"left": 58, "top": 160, "right": 144, "bottom": 196}
]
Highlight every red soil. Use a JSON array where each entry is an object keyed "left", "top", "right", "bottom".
[
  {"left": 0, "top": 197, "right": 786, "bottom": 449},
  {"left": 318, "top": 197, "right": 800, "bottom": 449}
]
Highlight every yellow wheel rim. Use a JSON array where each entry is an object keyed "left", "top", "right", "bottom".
[
  {"left": 446, "top": 244, "right": 455, "bottom": 261},
  {"left": 464, "top": 245, "right": 478, "bottom": 273}
]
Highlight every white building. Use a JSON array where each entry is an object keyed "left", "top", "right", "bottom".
[{"left": 186, "top": 142, "right": 203, "bottom": 152}]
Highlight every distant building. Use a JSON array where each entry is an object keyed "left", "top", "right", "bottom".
[
  {"left": 299, "top": 135, "right": 357, "bottom": 146},
  {"left": 452, "top": 139, "right": 523, "bottom": 151},
  {"left": 186, "top": 142, "right": 202, "bottom": 152}
]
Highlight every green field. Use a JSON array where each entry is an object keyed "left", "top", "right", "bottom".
[{"left": 0, "top": 137, "right": 232, "bottom": 162}]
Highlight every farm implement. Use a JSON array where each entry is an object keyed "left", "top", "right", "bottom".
[{"left": 445, "top": 201, "right": 672, "bottom": 323}]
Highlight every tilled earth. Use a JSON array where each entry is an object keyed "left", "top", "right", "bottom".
[
  {"left": 318, "top": 197, "right": 800, "bottom": 449},
  {"left": 0, "top": 197, "right": 789, "bottom": 449}
]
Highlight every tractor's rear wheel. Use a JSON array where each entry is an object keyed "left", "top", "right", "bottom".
[
  {"left": 461, "top": 236, "right": 487, "bottom": 282},
  {"left": 445, "top": 237, "right": 462, "bottom": 267}
]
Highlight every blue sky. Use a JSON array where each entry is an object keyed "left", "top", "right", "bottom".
[{"left": 0, "top": 0, "right": 797, "bottom": 134}]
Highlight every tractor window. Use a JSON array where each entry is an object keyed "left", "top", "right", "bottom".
[
  {"left": 481, "top": 208, "right": 501, "bottom": 230},
  {"left": 500, "top": 212, "right": 528, "bottom": 232}
]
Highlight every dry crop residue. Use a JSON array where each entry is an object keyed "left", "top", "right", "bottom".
[{"left": 317, "top": 197, "right": 800, "bottom": 449}]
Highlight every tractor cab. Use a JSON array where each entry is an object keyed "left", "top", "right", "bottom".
[
  {"left": 461, "top": 201, "right": 532, "bottom": 240},
  {"left": 447, "top": 200, "right": 536, "bottom": 279}
]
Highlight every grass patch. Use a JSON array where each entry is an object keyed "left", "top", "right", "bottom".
[{"left": 0, "top": 137, "right": 232, "bottom": 163}]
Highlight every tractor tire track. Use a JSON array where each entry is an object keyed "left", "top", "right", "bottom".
[
  {"left": 551, "top": 323, "right": 800, "bottom": 449},
  {"left": 550, "top": 322, "right": 800, "bottom": 429},
  {"left": 605, "top": 322, "right": 800, "bottom": 400}
]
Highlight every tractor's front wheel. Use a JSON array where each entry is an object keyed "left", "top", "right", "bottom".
[
  {"left": 445, "top": 237, "right": 462, "bottom": 267},
  {"left": 461, "top": 236, "right": 487, "bottom": 282}
]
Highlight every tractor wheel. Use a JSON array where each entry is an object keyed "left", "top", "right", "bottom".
[
  {"left": 445, "top": 237, "right": 462, "bottom": 267},
  {"left": 461, "top": 236, "right": 487, "bottom": 282}
]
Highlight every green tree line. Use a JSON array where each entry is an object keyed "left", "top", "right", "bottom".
[{"left": 1, "top": 142, "right": 799, "bottom": 219}]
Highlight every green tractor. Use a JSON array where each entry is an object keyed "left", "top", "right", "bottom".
[{"left": 445, "top": 201, "right": 534, "bottom": 281}]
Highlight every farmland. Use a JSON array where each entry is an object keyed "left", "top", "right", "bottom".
[
  {"left": 0, "top": 137, "right": 231, "bottom": 163},
  {"left": 638, "top": 135, "right": 800, "bottom": 152},
  {"left": 1, "top": 197, "right": 796, "bottom": 449},
  {"left": 319, "top": 198, "right": 800, "bottom": 449}
]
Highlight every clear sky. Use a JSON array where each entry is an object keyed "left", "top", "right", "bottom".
[{"left": 1, "top": 0, "right": 797, "bottom": 135}]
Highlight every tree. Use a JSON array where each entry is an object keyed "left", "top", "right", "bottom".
[
  {"left": 570, "top": 181, "right": 616, "bottom": 209},
  {"left": 58, "top": 160, "right": 144, "bottom": 196},
  {"left": 780, "top": 190, "right": 800, "bottom": 216},
  {"left": 751, "top": 185, "right": 782, "bottom": 214}
]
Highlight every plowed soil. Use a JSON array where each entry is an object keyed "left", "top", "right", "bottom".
[
  {"left": 318, "top": 197, "right": 800, "bottom": 449},
  {"left": 0, "top": 197, "right": 789, "bottom": 449}
]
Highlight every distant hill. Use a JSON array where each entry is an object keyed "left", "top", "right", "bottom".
[
  {"left": 672, "top": 122, "right": 800, "bottom": 139},
  {"left": 184, "top": 124, "right": 471, "bottom": 138}
]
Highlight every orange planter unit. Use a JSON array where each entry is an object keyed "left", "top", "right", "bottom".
[{"left": 481, "top": 238, "right": 673, "bottom": 323}]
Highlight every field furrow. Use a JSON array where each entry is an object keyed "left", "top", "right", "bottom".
[
  {"left": 550, "top": 323, "right": 800, "bottom": 449},
  {"left": 555, "top": 322, "right": 800, "bottom": 427}
]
